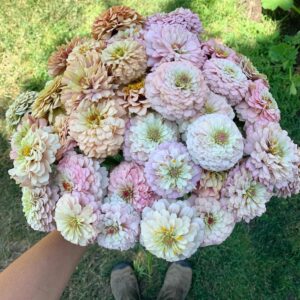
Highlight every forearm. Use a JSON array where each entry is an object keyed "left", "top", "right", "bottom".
[{"left": 0, "top": 231, "right": 87, "bottom": 300}]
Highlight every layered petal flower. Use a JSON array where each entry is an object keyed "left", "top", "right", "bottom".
[
  {"left": 203, "top": 58, "right": 249, "bottom": 105},
  {"left": 108, "top": 161, "right": 157, "bottom": 212},
  {"left": 92, "top": 6, "right": 144, "bottom": 41},
  {"left": 22, "top": 184, "right": 59, "bottom": 232},
  {"left": 69, "top": 100, "right": 126, "bottom": 159},
  {"left": 245, "top": 122, "right": 299, "bottom": 190},
  {"left": 9, "top": 124, "right": 60, "bottom": 187},
  {"left": 57, "top": 150, "right": 108, "bottom": 201},
  {"left": 97, "top": 199, "right": 140, "bottom": 250},
  {"left": 55, "top": 193, "right": 100, "bottom": 246},
  {"left": 186, "top": 114, "right": 244, "bottom": 171},
  {"left": 192, "top": 197, "right": 235, "bottom": 246},
  {"left": 221, "top": 162, "right": 272, "bottom": 222},
  {"left": 235, "top": 79, "right": 280, "bottom": 124},
  {"left": 140, "top": 199, "right": 204, "bottom": 261},
  {"left": 101, "top": 39, "right": 147, "bottom": 84},
  {"left": 145, "top": 142, "right": 201, "bottom": 198},
  {"left": 144, "top": 8, "right": 203, "bottom": 35},
  {"left": 123, "top": 112, "right": 178, "bottom": 165},
  {"left": 61, "top": 50, "right": 116, "bottom": 114},
  {"left": 145, "top": 61, "right": 209, "bottom": 121},
  {"left": 144, "top": 24, "right": 205, "bottom": 68}
]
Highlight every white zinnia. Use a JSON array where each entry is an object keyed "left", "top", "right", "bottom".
[
  {"left": 186, "top": 113, "right": 244, "bottom": 171},
  {"left": 55, "top": 193, "right": 99, "bottom": 246},
  {"left": 140, "top": 199, "right": 204, "bottom": 262}
]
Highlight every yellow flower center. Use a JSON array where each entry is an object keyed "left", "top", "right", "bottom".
[
  {"left": 21, "top": 145, "right": 32, "bottom": 157},
  {"left": 168, "top": 166, "right": 182, "bottom": 179},
  {"left": 123, "top": 78, "right": 145, "bottom": 95},
  {"left": 157, "top": 226, "right": 182, "bottom": 248},
  {"left": 147, "top": 126, "right": 161, "bottom": 142},
  {"left": 268, "top": 139, "right": 284, "bottom": 157},
  {"left": 244, "top": 185, "right": 256, "bottom": 201},
  {"left": 112, "top": 46, "right": 126, "bottom": 59},
  {"left": 175, "top": 72, "right": 192, "bottom": 90},
  {"left": 86, "top": 111, "right": 105, "bottom": 127},
  {"left": 204, "top": 104, "right": 215, "bottom": 114},
  {"left": 67, "top": 216, "right": 83, "bottom": 232}
]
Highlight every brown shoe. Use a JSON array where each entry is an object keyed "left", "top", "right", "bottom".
[
  {"left": 110, "top": 262, "right": 141, "bottom": 300},
  {"left": 157, "top": 260, "right": 192, "bottom": 300}
]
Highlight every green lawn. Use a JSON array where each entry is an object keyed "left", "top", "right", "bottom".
[{"left": 0, "top": 0, "right": 300, "bottom": 299}]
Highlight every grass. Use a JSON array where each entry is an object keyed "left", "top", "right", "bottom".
[{"left": 0, "top": 0, "right": 300, "bottom": 299}]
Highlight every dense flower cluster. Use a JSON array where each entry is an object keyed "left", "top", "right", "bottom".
[{"left": 6, "top": 6, "right": 299, "bottom": 261}]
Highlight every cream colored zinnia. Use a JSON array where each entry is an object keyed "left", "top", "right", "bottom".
[
  {"left": 69, "top": 100, "right": 126, "bottom": 159},
  {"left": 31, "top": 76, "right": 63, "bottom": 123},
  {"left": 9, "top": 126, "right": 60, "bottom": 187},
  {"left": 101, "top": 39, "right": 147, "bottom": 84},
  {"left": 55, "top": 193, "right": 99, "bottom": 246},
  {"left": 140, "top": 199, "right": 204, "bottom": 261}
]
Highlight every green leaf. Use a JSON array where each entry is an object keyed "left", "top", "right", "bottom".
[
  {"left": 268, "top": 43, "right": 297, "bottom": 69},
  {"left": 290, "top": 82, "right": 297, "bottom": 95},
  {"left": 284, "top": 32, "right": 300, "bottom": 46},
  {"left": 262, "top": 0, "right": 294, "bottom": 11}
]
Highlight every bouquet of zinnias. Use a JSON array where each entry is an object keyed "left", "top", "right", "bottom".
[{"left": 7, "top": 6, "right": 300, "bottom": 261}]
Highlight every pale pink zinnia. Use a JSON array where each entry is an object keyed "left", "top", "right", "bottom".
[
  {"left": 244, "top": 122, "right": 299, "bottom": 190},
  {"left": 108, "top": 161, "right": 157, "bottom": 212},
  {"left": 144, "top": 24, "right": 205, "bottom": 69},
  {"left": 56, "top": 150, "right": 108, "bottom": 202},
  {"left": 235, "top": 79, "right": 280, "bottom": 124}
]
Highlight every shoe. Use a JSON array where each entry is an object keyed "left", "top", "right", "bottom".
[
  {"left": 110, "top": 262, "right": 141, "bottom": 300},
  {"left": 157, "top": 260, "right": 192, "bottom": 300}
]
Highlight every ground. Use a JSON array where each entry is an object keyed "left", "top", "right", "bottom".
[{"left": 0, "top": 0, "right": 300, "bottom": 299}]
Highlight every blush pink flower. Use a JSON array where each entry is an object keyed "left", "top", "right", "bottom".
[
  {"left": 144, "top": 24, "right": 205, "bottom": 68},
  {"left": 56, "top": 151, "right": 108, "bottom": 201},
  {"left": 108, "top": 161, "right": 157, "bottom": 212},
  {"left": 144, "top": 8, "right": 203, "bottom": 35},
  {"left": 235, "top": 79, "right": 280, "bottom": 124},
  {"left": 201, "top": 39, "right": 238, "bottom": 61}
]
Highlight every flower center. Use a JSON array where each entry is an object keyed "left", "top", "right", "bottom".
[
  {"left": 67, "top": 216, "right": 83, "bottom": 232},
  {"left": 204, "top": 104, "right": 215, "bottom": 114},
  {"left": 205, "top": 213, "right": 216, "bottom": 228},
  {"left": 262, "top": 94, "right": 276, "bottom": 109},
  {"left": 167, "top": 166, "right": 182, "bottom": 179},
  {"left": 213, "top": 130, "right": 229, "bottom": 145},
  {"left": 215, "top": 46, "right": 229, "bottom": 58},
  {"left": 268, "top": 139, "right": 284, "bottom": 157},
  {"left": 123, "top": 78, "right": 145, "bottom": 95},
  {"left": 224, "top": 66, "right": 237, "bottom": 77},
  {"left": 171, "top": 43, "right": 183, "bottom": 54},
  {"left": 120, "top": 186, "right": 134, "bottom": 202},
  {"left": 21, "top": 145, "right": 32, "bottom": 157},
  {"left": 158, "top": 226, "right": 181, "bottom": 247},
  {"left": 112, "top": 46, "right": 126, "bottom": 59},
  {"left": 86, "top": 111, "right": 105, "bottom": 126},
  {"left": 147, "top": 126, "right": 162, "bottom": 142},
  {"left": 174, "top": 72, "right": 192, "bottom": 90},
  {"left": 244, "top": 185, "right": 256, "bottom": 200},
  {"left": 106, "top": 224, "right": 119, "bottom": 235},
  {"left": 62, "top": 181, "right": 73, "bottom": 192}
]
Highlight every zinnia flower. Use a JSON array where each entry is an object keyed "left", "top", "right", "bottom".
[
  {"left": 55, "top": 192, "right": 100, "bottom": 246},
  {"left": 192, "top": 197, "right": 235, "bottom": 246},
  {"left": 48, "top": 37, "right": 83, "bottom": 77},
  {"left": 123, "top": 112, "right": 178, "bottom": 165},
  {"left": 144, "top": 8, "right": 203, "bottom": 35},
  {"left": 186, "top": 114, "right": 244, "bottom": 171},
  {"left": 5, "top": 91, "right": 38, "bottom": 131},
  {"left": 145, "top": 61, "right": 209, "bottom": 121},
  {"left": 145, "top": 142, "right": 201, "bottom": 198},
  {"left": 101, "top": 39, "right": 147, "bottom": 84},
  {"left": 144, "top": 24, "right": 205, "bottom": 68},
  {"left": 61, "top": 50, "right": 115, "bottom": 114},
  {"left": 201, "top": 39, "right": 238, "bottom": 61},
  {"left": 221, "top": 162, "right": 272, "bottom": 222},
  {"left": 200, "top": 91, "right": 235, "bottom": 119},
  {"left": 69, "top": 100, "right": 126, "bottom": 159},
  {"left": 56, "top": 150, "right": 108, "bottom": 201},
  {"left": 31, "top": 76, "right": 63, "bottom": 123},
  {"left": 9, "top": 124, "right": 60, "bottom": 187},
  {"left": 117, "top": 77, "right": 150, "bottom": 116},
  {"left": 195, "top": 169, "right": 228, "bottom": 199},
  {"left": 140, "top": 199, "right": 204, "bottom": 262},
  {"left": 244, "top": 122, "right": 299, "bottom": 190},
  {"left": 22, "top": 184, "right": 59, "bottom": 232},
  {"left": 97, "top": 200, "right": 140, "bottom": 250},
  {"left": 235, "top": 79, "right": 280, "bottom": 124},
  {"left": 203, "top": 58, "right": 249, "bottom": 105},
  {"left": 92, "top": 6, "right": 144, "bottom": 41},
  {"left": 108, "top": 161, "right": 157, "bottom": 212}
]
